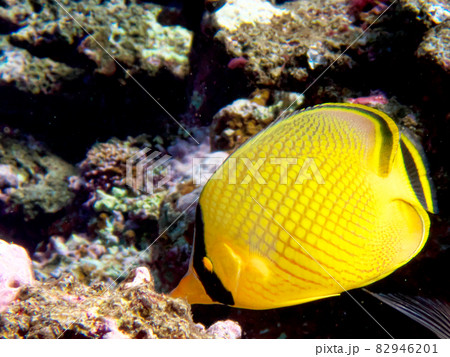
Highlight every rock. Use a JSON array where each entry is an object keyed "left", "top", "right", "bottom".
[
  {"left": 206, "top": 320, "right": 242, "bottom": 339},
  {"left": 210, "top": 90, "right": 304, "bottom": 151},
  {"left": 0, "top": 130, "right": 76, "bottom": 220},
  {"left": 0, "top": 268, "right": 241, "bottom": 338},
  {"left": 212, "top": 0, "right": 289, "bottom": 32},
  {"left": 5, "top": 0, "right": 193, "bottom": 81},
  {"left": 0, "top": 164, "right": 19, "bottom": 189},
  {"left": 206, "top": 0, "right": 360, "bottom": 86},
  {"left": 0, "top": 240, "right": 34, "bottom": 312},
  {"left": 0, "top": 41, "right": 83, "bottom": 95},
  {"left": 399, "top": 0, "right": 450, "bottom": 27},
  {"left": 121, "top": 266, "right": 153, "bottom": 290},
  {"left": 32, "top": 234, "right": 153, "bottom": 286},
  {"left": 417, "top": 20, "right": 450, "bottom": 73}
]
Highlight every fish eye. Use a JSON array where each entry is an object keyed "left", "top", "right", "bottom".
[{"left": 202, "top": 256, "right": 213, "bottom": 273}]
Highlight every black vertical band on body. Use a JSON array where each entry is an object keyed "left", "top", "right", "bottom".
[
  {"left": 193, "top": 204, "right": 235, "bottom": 306},
  {"left": 400, "top": 139, "right": 427, "bottom": 211}
]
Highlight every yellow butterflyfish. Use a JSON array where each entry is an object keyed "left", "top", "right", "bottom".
[{"left": 171, "top": 103, "right": 438, "bottom": 310}]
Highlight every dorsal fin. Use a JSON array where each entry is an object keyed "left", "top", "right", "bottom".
[
  {"left": 399, "top": 129, "right": 438, "bottom": 214},
  {"left": 300, "top": 103, "right": 400, "bottom": 177}
]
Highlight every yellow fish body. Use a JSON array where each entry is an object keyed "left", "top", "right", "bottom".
[{"left": 171, "top": 103, "right": 437, "bottom": 310}]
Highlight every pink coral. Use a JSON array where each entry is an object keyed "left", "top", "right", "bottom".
[
  {"left": 349, "top": 0, "right": 378, "bottom": 12},
  {"left": 347, "top": 92, "right": 388, "bottom": 106},
  {"left": 228, "top": 57, "right": 248, "bottom": 70},
  {"left": 0, "top": 240, "right": 35, "bottom": 312}
]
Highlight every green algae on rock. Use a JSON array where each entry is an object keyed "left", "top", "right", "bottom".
[
  {"left": 417, "top": 20, "right": 450, "bottom": 73},
  {"left": 33, "top": 234, "right": 152, "bottom": 286},
  {"left": 6, "top": 0, "right": 193, "bottom": 80},
  {"left": 93, "top": 188, "right": 167, "bottom": 221},
  {"left": 397, "top": 0, "right": 450, "bottom": 73},
  {"left": 399, "top": 0, "right": 450, "bottom": 27},
  {"left": 90, "top": 187, "right": 167, "bottom": 248},
  {"left": 0, "top": 39, "right": 83, "bottom": 95},
  {"left": 207, "top": 0, "right": 360, "bottom": 86},
  {"left": 0, "top": 130, "right": 76, "bottom": 220},
  {"left": 0, "top": 267, "right": 241, "bottom": 338}
]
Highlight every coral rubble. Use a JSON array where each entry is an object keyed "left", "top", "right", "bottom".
[{"left": 0, "top": 267, "right": 241, "bottom": 339}]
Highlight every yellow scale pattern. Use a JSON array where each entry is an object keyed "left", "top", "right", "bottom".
[{"left": 201, "top": 110, "right": 393, "bottom": 305}]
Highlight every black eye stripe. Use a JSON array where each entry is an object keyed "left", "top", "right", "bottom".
[{"left": 193, "top": 204, "right": 235, "bottom": 306}]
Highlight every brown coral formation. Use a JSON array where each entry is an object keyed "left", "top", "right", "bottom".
[
  {"left": 78, "top": 138, "right": 140, "bottom": 193},
  {"left": 210, "top": 90, "right": 304, "bottom": 151},
  {"left": 0, "top": 267, "right": 241, "bottom": 339},
  {"left": 77, "top": 136, "right": 158, "bottom": 193},
  {"left": 0, "top": 129, "right": 76, "bottom": 220},
  {"left": 417, "top": 20, "right": 450, "bottom": 73},
  {"left": 209, "top": 0, "right": 360, "bottom": 86},
  {"left": 0, "top": 40, "right": 83, "bottom": 95}
]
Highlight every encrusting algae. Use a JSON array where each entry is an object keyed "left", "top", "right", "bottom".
[{"left": 0, "top": 267, "right": 240, "bottom": 339}]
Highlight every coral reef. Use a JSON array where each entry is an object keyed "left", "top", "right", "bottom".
[
  {"left": 206, "top": 0, "right": 361, "bottom": 86},
  {"left": 1, "top": 0, "right": 193, "bottom": 85},
  {"left": 32, "top": 234, "right": 152, "bottom": 286},
  {"left": 155, "top": 136, "right": 229, "bottom": 291},
  {"left": 399, "top": 0, "right": 450, "bottom": 27},
  {"left": 0, "top": 129, "right": 75, "bottom": 220},
  {"left": 0, "top": 240, "right": 34, "bottom": 312},
  {"left": 0, "top": 39, "right": 83, "bottom": 95},
  {"left": 0, "top": 0, "right": 34, "bottom": 32},
  {"left": 62, "top": 134, "right": 205, "bottom": 292},
  {"left": 93, "top": 188, "right": 166, "bottom": 222},
  {"left": 77, "top": 138, "right": 142, "bottom": 194},
  {"left": 210, "top": 90, "right": 304, "bottom": 151},
  {"left": 0, "top": 0, "right": 447, "bottom": 340},
  {"left": 74, "top": 135, "right": 176, "bottom": 195},
  {"left": 417, "top": 20, "right": 450, "bottom": 73},
  {"left": 0, "top": 267, "right": 241, "bottom": 338},
  {"left": 212, "top": 0, "right": 289, "bottom": 32},
  {"left": 398, "top": 0, "right": 450, "bottom": 73},
  {"left": 90, "top": 187, "right": 166, "bottom": 250}
]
